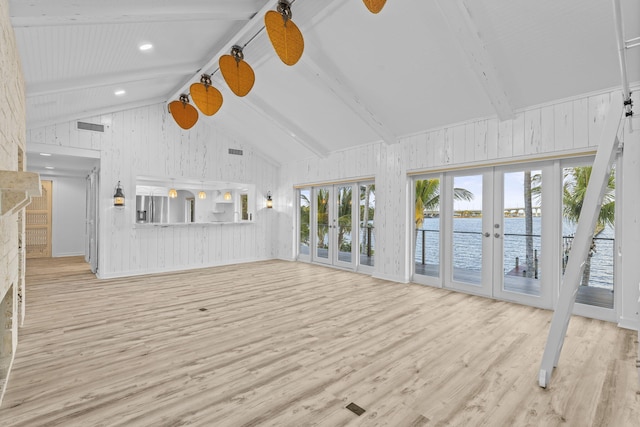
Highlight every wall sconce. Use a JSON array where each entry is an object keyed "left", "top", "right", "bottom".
[
  {"left": 113, "top": 181, "right": 125, "bottom": 206},
  {"left": 224, "top": 191, "right": 232, "bottom": 201},
  {"left": 168, "top": 188, "right": 178, "bottom": 198},
  {"left": 266, "top": 191, "right": 273, "bottom": 208},
  {"left": 198, "top": 191, "right": 207, "bottom": 199}
]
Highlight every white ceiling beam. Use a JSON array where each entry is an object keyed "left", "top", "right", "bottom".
[
  {"left": 9, "top": 0, "right": 258, "bottom": 26},
  {"left": 167, "top": 0, "right": 281, "bottom": 102},
  {"left": 434, "top": 0, "right": 514, "bottom": 121},
  {"left": 210, "top": 76, "right": 329, "bottom": 158},
  {"left": 27, "top": 96, "right": 166, "bottom": 131},
  {"left": 27, "top": 63, "right": 201, "bottom": 98},
  {"left": 299, "top": 41, "right": 397, "bottom": 145}
]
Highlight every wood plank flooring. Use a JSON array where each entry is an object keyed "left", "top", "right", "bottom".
[{"left": 1, "top": 257, "right": 638, "bottom": 426}]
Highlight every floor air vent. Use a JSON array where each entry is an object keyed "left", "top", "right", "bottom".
[
  {"left": 346, "top": 402, "right": 366, "bottom": 416},
  {"left": 77, "top": 121, "right": 105, "bottom": 132},
  {"left": 228, "top": 148, "right": 243, "bottom": 156}
]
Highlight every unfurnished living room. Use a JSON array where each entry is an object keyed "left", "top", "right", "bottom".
[{"left": 0, "top": 0, "right": 639, "bottom": 426}]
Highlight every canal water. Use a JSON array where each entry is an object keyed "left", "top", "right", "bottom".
[{"left": 416, "top": 217, "right": 614, "bottom": 289}]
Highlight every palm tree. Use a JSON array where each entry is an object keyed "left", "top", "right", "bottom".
[
  {"left": 415, "top": 179, "right": 473, "bottom": 230},
  {"left": 414, "top": 179, "right": 473, "bottom": 251},
  {"left": 523, "top": 171, "right": 543, "bottom": 278},
  {"left": 300, "top": 192, "right": 310, "bottom": 247},
  {"left": 316, "top": 188, "right": 329, "bottom": 248},
  {"left": 337, "top": 187, "right": 353, "bottom": 252},
  {"left": 360, "top": 185, "right": 375, "bottom": 255},
  {"left": 563, "top": 166, "right": 615, "bottom": 286}
]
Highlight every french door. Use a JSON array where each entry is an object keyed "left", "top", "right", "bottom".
[
  {"left": 415, "top": 163, "right": 553, "bottom": 308},
  {"left": 313, "top": 184, "right": 356, "bottom": 269}
]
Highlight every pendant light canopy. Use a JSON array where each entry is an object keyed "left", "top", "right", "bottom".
[
  {"left": 265, "top": 1, "right": 304, "bottom": 66},
  {"left": 362, "top": 0, "right": 387, "bottom": 14},
  {"left": 168, "top": 94, "right": 199, "bottom": 129},
  {"left": 219, "top": 46, "right": 255, "bottom": 97},
  {"left": 190, "top": 74, "right": 223, "bottom": 116}
]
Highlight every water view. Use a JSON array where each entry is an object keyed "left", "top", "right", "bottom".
[{"left": 415, "top": 217, "right": 614, "bottom": 290}]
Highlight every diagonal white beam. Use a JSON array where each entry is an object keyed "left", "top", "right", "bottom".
[
  {"left": 434, "top": 0, "right": 514, "bottom": 121},
  {"left": 209, "top": 75, "right": 329, "bottom": 158},
  {"left": 298, "top": 40, "right": 397, "bottom": 145},
  {"left": 27, "top": 63, "right": 201, "bottom": 98},
  {"left": 27, "top": 96, "right": 167, "bottom": 131},
  {"left": 538, "top": 92, "right": 623, "bottom": 388},
  {"left": 167, "top": 0, "right": 281, "bottom": 103},
  {"left": 9, "top": 0, "right": 258, "bottom": 26}
]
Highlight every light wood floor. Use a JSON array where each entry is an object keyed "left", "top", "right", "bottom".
[{"left": 1, "top": 257, "right": 638, "bottom": 426}]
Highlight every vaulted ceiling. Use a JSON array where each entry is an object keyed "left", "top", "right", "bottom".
[{"left": 11, "top": 0, "right": 640, "bottom": 166}]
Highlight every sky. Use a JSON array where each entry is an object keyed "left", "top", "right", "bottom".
[{"left": 454, "top": 170, "right": 542, "bottom": 211}]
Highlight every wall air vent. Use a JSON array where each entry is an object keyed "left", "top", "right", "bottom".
[
  {"left": 228, "top": 148, "right": 243, "bottom": 156},
  {"left": 77, "top": 121, "right": 105, "bottom": 132}
]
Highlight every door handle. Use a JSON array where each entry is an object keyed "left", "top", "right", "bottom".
[
  {"left": 494, "top": 233, "right": 501, "bottom": 238},
  {"left": 484, "top": 232, "right": 490, "bottom": 237}
]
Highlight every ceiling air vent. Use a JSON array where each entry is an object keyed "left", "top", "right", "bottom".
[
  {"left": 228, "top": 148, "right": 243, "bottom": 156},
  {"left": 77, "top": 121, "right": 104, "bottom": 132}
]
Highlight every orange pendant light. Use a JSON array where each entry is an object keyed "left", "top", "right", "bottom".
[
  {"left": 265, "top": 1, "right": 304, "bottom": 66},
  {"left": 190, "top": 74, "right": 223, "bottom": 116},
  {"left": 168, "top": 94, "right": 199, "bottom": 130},
  {"left": 363, "top": 0, "right": 387, "bottom": 14},
  {"left": 219, "top": 46, "right": 255, "bottom": 97}
]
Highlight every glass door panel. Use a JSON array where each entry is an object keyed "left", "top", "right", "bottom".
[
  {"left": 335, "top": 185, "right": 354, "bottom": 267},
  {"left": 314, "top": 187, "right": 331, "bottom": 264},
  {"left": 562, "top": 163, "right": 615, "bottom": 310},
  {"left": 414, "top": 177, "right": 441, "bottom": 279},
  {"left": 299, "top": 189, "right": 311, "bottom": 261},
  {"left": 500, "top": 169, "right": 542, "bottom": 298},
  {"left": 359, "top": 184, "right": 375, "bottom": 268},
  {"left": 451, "top": 174, "right": 485, "bottom": 286}
]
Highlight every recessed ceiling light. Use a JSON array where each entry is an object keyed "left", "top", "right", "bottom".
[
  {"left": 39, "top": 152, "right": 52, "bottom": 156},
  {"left": 45, "top": 166, "right": 55, "bottom": 170},
  {"left": 114, "top": 89, "right": 126, "bottom": 96},
  {"left": 139, "top": 43, "right": 153, "bottom": 51}
]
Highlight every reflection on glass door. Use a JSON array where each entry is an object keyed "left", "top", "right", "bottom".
[
  {"left": 299, "top": 189, "right": 311, "bottom": 260},
  {"left": 336, "top": 185, "right": 353, "bottom": 265},
  {"left": 359, "top": 183, "right": 375, "bottom": 268},
  {"left": 499, "top": 169, "right": 543, "bottom": 299},
  {"left": 562, "top": 163, "right": 615, "bottom": 310},
  {"left": 451, "top": 174, "right": 484, "bottom": 286},
  {"left": 414, "top": 177, "right": 441, "bottom": 279},
  {"left": 315, "top": 187, "right": 331, "bottom": 264}
]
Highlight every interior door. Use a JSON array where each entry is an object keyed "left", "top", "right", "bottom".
[
  {"left": 26, "top": 180, "right": 52, "bottom": 258},
  {"left": 86, "top": 170, "right": 99, "bottom": 273}
]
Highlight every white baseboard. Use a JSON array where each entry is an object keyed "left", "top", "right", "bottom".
[
  {"left": 617, "top": 317, "right": 640, "bottom": 331},
  {"left": 97, "top": 257, "right": 273, "bottom": 279},
  {"left": 372, "top": 271, "right": 409, "bottom": 284}
]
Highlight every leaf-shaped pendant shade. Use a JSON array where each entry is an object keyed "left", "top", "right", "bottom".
[
  {"left": 264, "top": 10, "right": 304, "bottom": 66},
  {"left": 363, "top": 0, "right": 387, "bottom": 14},
  {"left": 169, "top": 99, "right": 199, "bottom": 130},
  {"left": 190, "top": 82, "right": 223, "bottom": 116},
  {"left": 219, "top": 55, "right": 255, "bottom": 97}
]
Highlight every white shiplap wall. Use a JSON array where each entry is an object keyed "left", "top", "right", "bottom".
[
  {"left": 278, "top": 88, "right": 640, "bottom": 328},
  {"left": 27, "top": 103, "right": 279, "bottom": 277}
]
